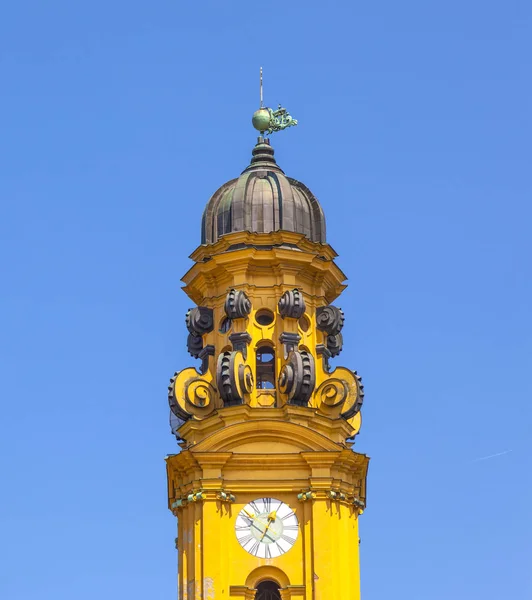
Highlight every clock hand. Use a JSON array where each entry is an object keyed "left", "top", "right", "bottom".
[
  {"left": 260, "top": 512, "right": 278, "bottom": 541},
  {"left": 260, "top": 523, "right": 271, "bottom": 541},
  {"left": 256, "top": 509, "right": 279, "bottom": 541},
  {"left": 251, "top": 522, "right": 266, "bottom": 534},
  {"left": 246, "top": 520, "right": 277, "bottom": 546},
  {"left": 262, "top": 530, "right": 276, "bottom": 543}
]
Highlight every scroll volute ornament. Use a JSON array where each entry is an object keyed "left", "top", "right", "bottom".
[
  {"left": 186, "top": 334, "right": 203, "bottom": 358},
  {"left": 216, "top": 350, "right": 254, "bottom": 405},
  {"left": 314, "top": 367, "right": 364, "bottom": 420},
  {"left": 224, "top": 289, "right": 252, "bottom": 319},
  {"left": 278, "top": 289, "right": 306, "bottom": 319},
  {"left": 316, "top": 305, "right": 344, "bottom": 334},
  {"left": 168, "top": 368, "right": 221, "bottom": 420},
  {"left": 326, "top": 333, "right": 343, "bottom": 357},
  {"left": 186, "top": 306, "right": 214, "bottom": 335},
  {"left": 185, "top": 307, "right": 214, "bottom": 358},
  {"left": 316, "top": 305, "right": 345, "bottom": 357},
  {"left": 278, "top": 350, "right": 315, "bottom": 406}
]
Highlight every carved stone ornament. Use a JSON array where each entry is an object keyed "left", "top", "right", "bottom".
[
  {"left": 187, "top": 333, "right": 203, "bottom": 358},
  {"left": 198, "top": 344, "right": 215, "bottom": 375},
  {"left": 316, "top": 343, "right": 332, "bottom": 373},
  {"left": 185, "top": 306, "right": 214, "bottom": 336},
  {"left": 315, "top": 378, "right": 349, "bottom": 408},
  {"left": 279, "top": 331, "right": 301, "bottom": 360},
  {"left": 224, "top": 289, "right": 252, "bottom": 319},
  {"left": 278, "top": 350, "right": 315, "bottom": 406},
  {"left": 326, "top": 332, "right": 343, "bottom": 357},
  {"left": 278, "top": 289, "right": 306, "bottom": 319},
  {"left": 314, "top": 367, "right": 364, "bottom": 420},
  {"left": 168, "top": 368, "right": 221, "bottom": 420},
  {"left": 229, "top": 331, "right": 252, "bottom": 360},
  {"left": 185, "top": 378, "right": 217, "bottom": 410},
  {"left": 168, "top": 372, "right": 187, "bottom": 420},
  {"left": 216, "top": 350, "right": 254, "bottom": 405},
  {"left": 341, "top": 370, "right": 364, "bottom": 419},
  {"left": 316, "top": 305, "right": 345, "bottom": 335}
]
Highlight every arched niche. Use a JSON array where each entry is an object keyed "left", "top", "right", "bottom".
[{"left": 245, "top": 566, "right": 290, "bottom": 590}]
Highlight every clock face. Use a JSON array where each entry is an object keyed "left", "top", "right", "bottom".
[{"left": 235, "top": 497, "right": 299, "bottom": 558}]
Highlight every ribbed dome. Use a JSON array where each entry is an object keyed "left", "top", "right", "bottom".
[{"left": 201, "top": 139, "right": 326, "bottom": 245}]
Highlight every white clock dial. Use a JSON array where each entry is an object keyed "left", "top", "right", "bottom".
[{"left": 235, "top": 497, "right": 299, "bottom": 558}]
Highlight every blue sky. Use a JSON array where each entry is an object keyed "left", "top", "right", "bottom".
[{"left": 1, "top": 1, "right": 530, "bottom": 598}]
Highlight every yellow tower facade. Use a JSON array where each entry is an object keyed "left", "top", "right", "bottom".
[{"left": 166, "top": 136, "right": 369, "bottom": 600}]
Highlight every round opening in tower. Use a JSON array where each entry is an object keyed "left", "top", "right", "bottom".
[
  {"left": 219, "top": 317, "right": 232, "bottom": 334},
  {"left": 298, "top": 314, "right": 310, "bottom": 332},
  {"left": 255, "top": 309, "right": 275, "bottom": 327}
]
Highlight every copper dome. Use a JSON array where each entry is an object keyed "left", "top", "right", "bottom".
[{"left": 201, "top": 140, "right": 326, "bottom": 245}]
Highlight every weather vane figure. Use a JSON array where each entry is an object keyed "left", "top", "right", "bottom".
[{"left": 252, "top": 67, "right": 298, "bottom": 136}]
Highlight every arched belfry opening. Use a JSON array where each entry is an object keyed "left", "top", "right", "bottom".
[
  {"left": 256, "top": 580, "right": 281, "bottom": 600},
  {"left": 256, "top": 345, "right": 276, "bottom": 390}
]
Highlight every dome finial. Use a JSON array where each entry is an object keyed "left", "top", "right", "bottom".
[
  {"left": 251, "top": 67, "right": 298, "bottom": 137},
  {"left": 260, "top": 66, "right": 264, "bottom": 108}
]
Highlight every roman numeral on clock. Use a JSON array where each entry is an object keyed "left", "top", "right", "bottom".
[
  {"left": 282, "top": 534, "right": 296, "bottom": 545},
  {"left": 238, "top": 534, "right": 254, "bottom": 546},
  {"left": 249, "top": 541, "right": 261, "bottom": 556}
]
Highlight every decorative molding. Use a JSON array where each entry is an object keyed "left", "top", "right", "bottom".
[
  {"left": 315, "top": 343, "right": 332, "bottom": 372},
  {"left": 198, "top": 344, "right": 215, "bottom": 375},
  {"left": 229, "top": 331, "right": 252, "bottom": 359},
  {"left": 229, "top": 586, "right": 256, "bottom": 599},
  {"left": 279, "top": 332, "right": 301, "bottom": 359},
  {"left": 281, "top": 585, "right": 306, "bottom": 600}
]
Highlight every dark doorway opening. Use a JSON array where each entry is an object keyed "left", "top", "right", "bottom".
[{"left": 256, "top": 580, "right": 281, "bottom": 600}]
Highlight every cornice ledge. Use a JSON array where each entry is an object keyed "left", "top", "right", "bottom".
[
  {"left": 189, "top": 231, "right": 339, "bottom": 262},
  {"left": 300, "top": 451, "right": 342, "bottom": 467}
]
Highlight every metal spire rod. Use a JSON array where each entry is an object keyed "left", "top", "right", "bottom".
[{"left": 260, "top": 66, "right": 263, "bottom": 108}]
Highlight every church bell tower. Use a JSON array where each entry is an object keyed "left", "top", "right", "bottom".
[{"left": 166, "top": 105, "right": 369, "bottom": 600}]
